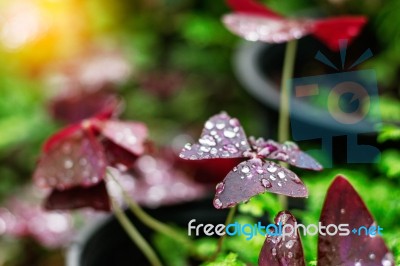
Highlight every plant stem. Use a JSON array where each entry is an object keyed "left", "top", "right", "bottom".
[
  {"left": 111, "top": 198, "right": 163, "bottom": 266},
  {"left": 210, "top": 205, "right": 237, "bottom": 260},
  {"left": 107, "top": 171, "right": 193, "bottom": 248},
  {"left": 277, "top": 39, "right": 298, "bottom": 210}
]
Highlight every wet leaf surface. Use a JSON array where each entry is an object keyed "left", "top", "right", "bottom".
[
  {"left": 318, "top": 176, "right": 395, "bottom": 266},
  {"left": 213, "top": 159, "right": 307, "bottom": 209},
  {"left": 259, "top": 211, "right": 305, "bottom": 266}
]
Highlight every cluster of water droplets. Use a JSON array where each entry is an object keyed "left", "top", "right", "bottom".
[
  {"left": 113, "top": 126, "right": 138, "bottom": 146},
  {"left": 35, "top": 133, "right": 105, "bottom": 190},
  {"left": 266, "top": 213, "right": 299, "bottom": 262},
  {"left": 223, "top": 14, "right": 314, "bottom": 43},
  {"left": 180, "top": 113, "right": 250, "bottom": 160},
  {"left": 353, "top": 252, "right": 393, "bottom": 266}
]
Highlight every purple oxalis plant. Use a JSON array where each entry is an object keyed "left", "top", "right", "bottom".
[
  {"left": 33, "top": 109, "right": 148, "bottom": 211},
  {"left": 258, "top": 175, "right": 395, "bottom": 266},
  {"left": 180, "top": 112, "right": 322, "bottom": 209}
]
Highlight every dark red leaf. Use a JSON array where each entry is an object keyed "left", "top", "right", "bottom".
[
  {"left": 213, "top": 159, "right": 307, "bottom": 209},
  {"left": 318, "top": 176, "right": 394, "bottom": 266},
  {"left": 109, "top": 154, "right": 207, "bottom": 208},
  {"left": 226, "top": 0, "right": 281, "bottom": 18},
  {"left": 259, "top": 211, "right": 306, "bottom": 266},
  {"left": 34, "top": 128, "right": 107, "bottom": 190},
  {"left": 50, "top": 91, "right": 119, "bottom": 124},
  {"left": 180, "top": 112, "right": 251, "bottom": 160},
  {"left": 178, "top": 157, "right": 244, "bottom": 184},
  {"left": 222, "top": 14, "right": 313, "bottom": 43},
  {"left": 42, "top": 123, "right": 82, "bottom": 152},
  {"left": 102, "top": 139, "right": 140, "bottom": 168},
  {"left": 44, "top": 182, "right": 110, "bottom": 211},
  {"left": 98, "top": 120, "right": 148, "bottom": 156},
  {"left": 312, "top": 17, "right": 367, "bottom": 51}
]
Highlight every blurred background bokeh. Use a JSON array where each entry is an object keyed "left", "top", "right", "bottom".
[{"left": 0, "top": 0, "right": 399, "bottom": 265}]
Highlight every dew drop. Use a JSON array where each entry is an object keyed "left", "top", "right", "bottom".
[
  {"left": 216, "top": 122, "right": 225, "bottom": 130},
  {"left": 223, "top": 128, "right": 236, "bottom": 138},
  {"left": 224, "top": 144, "right": 238, "bottom": 154},
  {"left": 287, "top": 252, "right": 293, "bottom": 258},
  {"left": 210, "top": 130, "right": 217, "bottom": 135},
  {"left": 127, "top": 135, "right": 137, "bottom": 144},
  {"left": 354, "top": 262, "right": 361, "bottom": 266},
  {"left": 216, "top": 182, "right": 225, "bottom": 194},
  {"left": 199, "top": 135, "right": 216, "bottom": 146},
  {"left": 270, "top": 174, "right": 276, "bottom": 181},
  {"left": 179, "top": 153, "right": 184, "bottom": 158},
  {"left": 261, "top": 178, "right": 272, "bottom": 188},
  {"left": 200, "top": 146, "right": 211, "bottom": 153},
  {"left": 256, "top": 167, "right": 264, "bottom": 174},
  {"left": 221, "top": 151, "right": 230, "bottom": 157},
  {"left": 290, "top": 175, "right": 302, "bottom": 184},
  {"left": 381, "top": 253, "right": 394, "bottom": 266},
  {"left": 241, "top": 166, "right": 250, "bottom": 174},
  {"left": 278, "top": 171, "right": 285, "bottom": 179},
  {"left": 213, "top": 198, "right": 223, "bottom": 209},
  {"left": 210, "top": 148, "right": 218, "bottom": 155},
  {"left": 205, "top": 121, "right": 214, "bottom": 130},
  {"left": 229, "top": 118, "right": 240, "bottom": 127},
  {"left": 271, "top": 248, "right": 277, "bottom": 256},
  {"left": 240, "top": 176, "right": 245, "bottom": 179},
  {"left": 64, "top": 159, "right": 73, "bottom": 169},
  {"left": 340, "top": 209, "right": 345, "bottom": 214},
  {"left": 277, "top": 182, "right": 282, "bottom": 187},
  {"left": 285, "top": 240, "right": 295, "bottom": 249},
  {"left": 190, "top": 155, "right": 197, "bottom": 160},
  {"left": 184, "top": 143, "right": 192, "bottom": 150},
  {"left": 232, "top": 167, "right": 238, "bottom": 172},
  {"left": 267, "top": 165, "right": 277, "bottom": 173},
  {"left": 369, "top": 253, "right": 376, "bottom": 260}
]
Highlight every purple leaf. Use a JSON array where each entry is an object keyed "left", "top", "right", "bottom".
[
  {"left": 44, "top": 181, "right": 110, "bottom": 211},
  {"left": 102, "top": 139, "right": 140, "bottom": 168},
  {"left": 222, "top": 14, "right": 313, "bottom": 43},
  {"left": 213, "top": 159, "right": 307, "bottom": 209},
  {"left": 33, "top": 128, "right": 107, "bottom": 190},
  {"left": 318, "top": 176, "right": 395, "bottom": 266},
  {"left": 98, "top": 120, "right": 148, "bottom": 156},
  {"left": 259, "top": 211, "right": 306, "bottom": 266},
  {"left": 180, "top": 112, "right": 251, "bottom": 160},
  {"left": 268, "top": 141, "right": 323, "bottom": 171},
  {"left": 49, "top": 91, "right": 119, "bottom": 124},
  {"left": 250, "top": 138, "right": 323, "bottom": 170}
]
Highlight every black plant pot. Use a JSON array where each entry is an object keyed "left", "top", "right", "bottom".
[{"left": 67, "top": 197, "right": 229, "bottom": 266}]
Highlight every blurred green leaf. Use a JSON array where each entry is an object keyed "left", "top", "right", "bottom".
[
  {"left": 377, "top": 150, "right": 400, "bottom": 179},
  {"left": 201, "top": 253, "right": 246, "bottom": 266},
  {"left": 377, "top": 124, "right": 400, "bottom": 143}
]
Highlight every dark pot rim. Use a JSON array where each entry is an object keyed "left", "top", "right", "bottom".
[
  {"left": 66, "top": 213, "right": 110, "bottom": 266},
  {"left": 65, "top": 197, "right": 230, "bottom": 266},
  {"left": 233, "top": 40, "right": 377, "bottom": 135}
]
